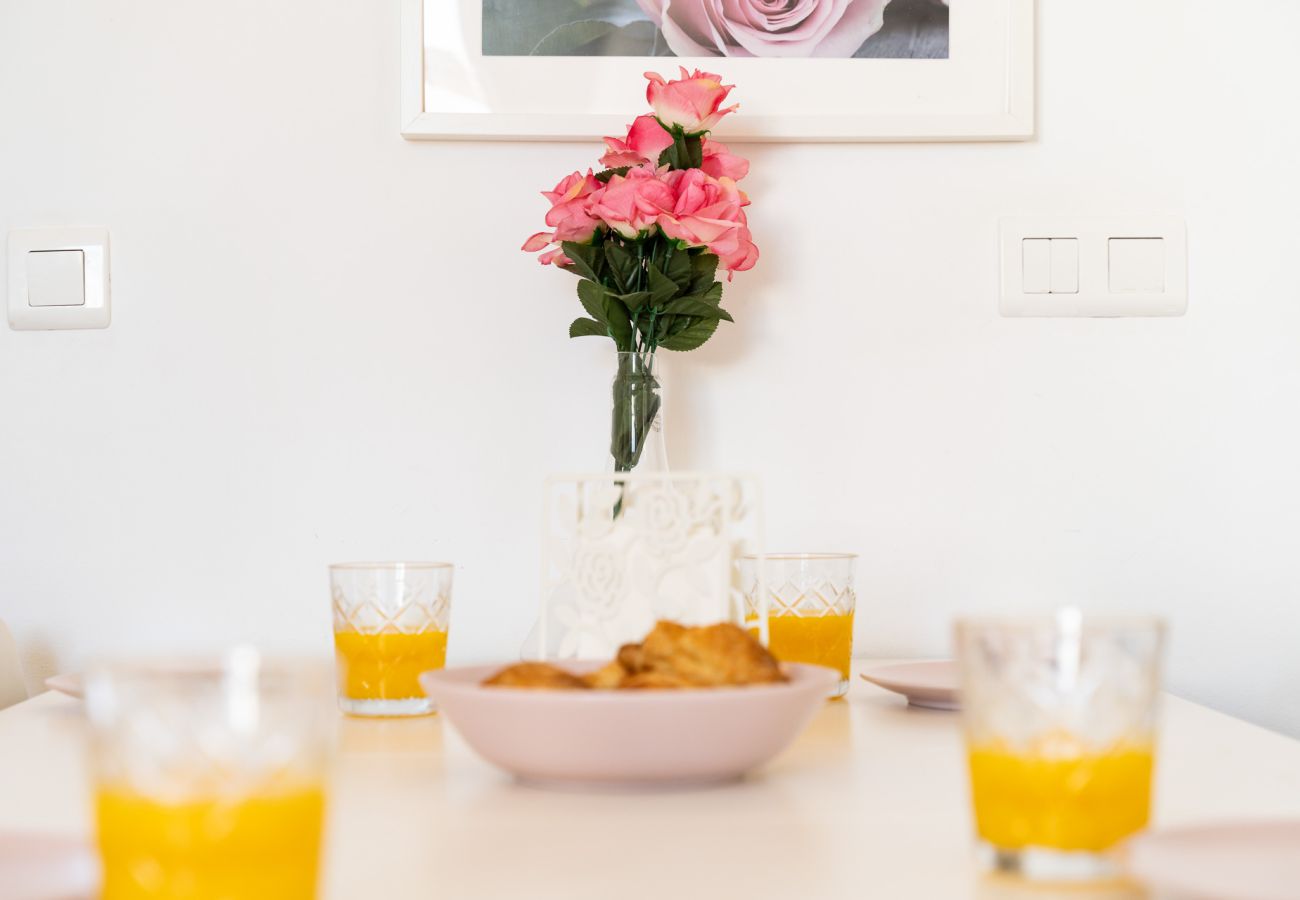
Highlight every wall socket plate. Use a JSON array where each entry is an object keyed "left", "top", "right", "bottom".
[
  {"left": 7, "top": 227, "right": 111, "bottom": 330},
  {"left": 1000, "top": 216, "right": 1187, "bottom": 317}
]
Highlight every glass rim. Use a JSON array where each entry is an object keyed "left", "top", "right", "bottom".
[
  {"left": 329, "top": 561, "right": 454, "bottom": 572},
  {"left": 84, "top": 647, "right": 328, "bottom": 683},
  {"left": 954, "top": 612, "right": 1166, "bottom": 634},
  {"left": 740, "top": 552, "right": 858, "bottom": 562},
  {"left": 83, "top": 650, "right": 330, "bottom": 697}
]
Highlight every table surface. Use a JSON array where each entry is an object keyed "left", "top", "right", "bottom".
[{"left": 2, "top": 662, "right": 1299, "bottom": 900}]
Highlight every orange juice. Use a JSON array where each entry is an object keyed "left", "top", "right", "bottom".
[
  {"left": 333, "top": 629, "right": 447, "bottom": 701},
  {"left": 753, "top": 613, "right": 854, "bottom": 682},
  {"left": 96, "top": 785, "right": 324, "bottom": 899},
  {"left": 968, "top": 742, "right": 1154, "bottom": 851}
]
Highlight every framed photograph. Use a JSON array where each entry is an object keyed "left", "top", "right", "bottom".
[{"left": 402, "top": 0, "right": 1033, "bottom": 142}]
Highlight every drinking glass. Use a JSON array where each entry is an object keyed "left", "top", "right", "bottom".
[
  {"left": 330, "top": 561, "right": 453, "bottom": 717},
  {"left": 84, "top": 650, "right": 331, "bottom": 900},
  {"left": 955, "top": 611, "right": 1166, "bottom": 881},
  {"left": 739, "top": 553, "right": 858, "bottom": 698}
]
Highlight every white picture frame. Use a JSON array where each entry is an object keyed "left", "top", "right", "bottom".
[{"left": 402, "top": 0, "right": 1034, "bottom": 142}]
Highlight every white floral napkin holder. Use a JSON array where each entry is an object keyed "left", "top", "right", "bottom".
[{"left": 532, "top": 472, "right": 765, "bottom": 660}]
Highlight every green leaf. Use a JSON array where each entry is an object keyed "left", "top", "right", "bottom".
[
  {"left": 482, "top": 0, "right": 675, "bottom": 59},
  {"left": 604, "top": 296, "right": 634, "bottom": 351},
  {"left": 660, "top": 296, "right": 733, "bottom": 322},
  {"left": 604, "top": 242, "right": 639, "bottom": 294},
  {"left": 647, "top": 265, "right": 679, "bottom": 306},
  {"left": 569, "top": 317, "right": 606, "bottom": 339},
  {"left": 482, "top": 0, "right": 624, "bottom": 55},
  {"left": 617, "top": 291, "right": 653, "bottom": 314},
  {"left": 689, "top": 254, "right": 720, "bottom": 294},
  {"left": 562, "top": 242, "right": 603, "bottom": 283},
  {"left": 685, "top": 133, "right": 704, "bottom": 168},
  {"left": 660, "top": 316, "right": 720, "bottom": 352},
  {"left": 594, "top": 166, "right": 631, "bottom": 183},
  {"left": 660, "top": 129, "right": 707, "bottom": 169},
  {"left": 655, "top": 314, "right": 684, "bottom": 342},
  {"left": 662, "top": 246, "right": 693, "bottom": 291},
  {"left": 528, "top": 19, "right": 658, "bottom": 57},
  {"left": 576, "top": 279, "right": 608, "bottom": 324},
  {"left": 660, "top": 315, "right": 685, "bottom": 338}
]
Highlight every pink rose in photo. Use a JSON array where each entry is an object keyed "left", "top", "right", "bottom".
[
  {"left": 637, "top": 0, "right": 889, "bottom": 58},
  {"left": 645, "top": 68, "right": 738, "bottom": 134},
  {"left": 600, "top": 115, "right": 675, "bottom": 170},
  {"left": 591, "top": 168, "right": 676, "bottom": 238}
]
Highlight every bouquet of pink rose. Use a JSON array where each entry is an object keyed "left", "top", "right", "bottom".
[
  {"left": 523, "top": 68, "right": 757, "bottom": 356},
  {"left": 523, "top": 69, "right": 757, "bottom": 472}
]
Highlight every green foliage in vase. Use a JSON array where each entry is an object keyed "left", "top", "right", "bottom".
[{"left": 562, "top": 223, "right": 732, "bottom": 356}]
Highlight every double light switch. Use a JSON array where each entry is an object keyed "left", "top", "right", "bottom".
[
  {"left": 1000, "top": 217, "right": 1186, "bottom": 317},
  {"left": 1022, "top": 238, "right": 1078, "bottom": 294}
]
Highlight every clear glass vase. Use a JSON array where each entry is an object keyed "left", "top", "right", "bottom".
[{"left": 610, "top": 351, "right": 668, "bottom": 473}]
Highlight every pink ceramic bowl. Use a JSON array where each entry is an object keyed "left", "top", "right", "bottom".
[{"left": 420, "top": 662, "right": 838, "bottom": 787}]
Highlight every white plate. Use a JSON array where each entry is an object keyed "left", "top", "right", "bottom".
[
  {"left": 0, "top": 832, "right": 96, "bottom": 900},
  {"left": 44, "top": 673, "right": 84, "bottom": 699},
  {"left": 859, "top": 661, "right": 960, "bottom": 711},
  {"left": 1127, "top": 821, "right": 1300, "bottom": 900}
]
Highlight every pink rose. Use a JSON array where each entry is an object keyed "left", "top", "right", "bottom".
[
  {"left": 658, "top": 170, "right": 758, "bottom": 276},
  {"left": 543, "top": 170, "right": 604, "bottom": 243},
  {"left": 637, "top": 0, "right": 888, "bottom": 58},
  {"left": 644, "top": 68, "right": 738, "bottom": 134},
  {"left": 522, "top": 170, "right": 605, "bottom": 266},
  {"left": 599, "top": 115, "right": 674, "bottom": 170},
  {"left": 523, "top": 228, "right": 572, "bottom": 266},
  {"left": 700, "top": 138, "right": 749, "bottom": 181},
  {"left": 591, "top": 168, "right": 675, "bottom": 239},
  {"left": 709, "top": 223, "right": 759, "bottom": 274},
  {"left": 521, "top": 232, "right": 574, "bottom": 268}
]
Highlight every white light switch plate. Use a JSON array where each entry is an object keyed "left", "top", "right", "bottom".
[
  {"left": 1000, "top": 217, "right": 1186, "bottom": 317},
  {"left": 26, "top": 250, "right": 86, "bottom": 307},
  {"left": 7, "top": 227, "right": 111, "bottom": 330}
]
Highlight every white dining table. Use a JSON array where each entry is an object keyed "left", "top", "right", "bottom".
[{"left": 2, "top": 661, "right": 1299, "bottom": 900}]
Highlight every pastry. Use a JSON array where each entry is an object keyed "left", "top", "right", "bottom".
[{"left": 482, "top": 621, "right": 786, "bottom": 691}]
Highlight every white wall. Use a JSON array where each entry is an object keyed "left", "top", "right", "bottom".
[{"left": 2, "top": 1, "right": 1298, "bottom": 735}]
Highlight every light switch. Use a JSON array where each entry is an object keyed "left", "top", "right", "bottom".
[
  {"left": 1000, "top": 217, "right": 1186, "bottom": 317},
  {"left": 1022, "top": 239, "right": 1051, "bottom": 293},
  {"left": 26, "top": 250, "right": 86, "bottom": 307},
  {"left": 1109, "top": 238, "right": 1165, "bottom": 293},
  {"left": 1049, "top": 238, "right": 1079, "bottom": 294},
  {"left": 7, "top": 227, "right": 110, "bottom": 330}
]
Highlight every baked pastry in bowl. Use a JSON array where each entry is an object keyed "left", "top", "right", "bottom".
[{"left": 420, "top": 622, "right": 838, "bottom": 787}]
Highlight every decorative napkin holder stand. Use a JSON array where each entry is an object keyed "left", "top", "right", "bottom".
[{"left": 532, "top": 472, "right": 766, "bottom": 660}]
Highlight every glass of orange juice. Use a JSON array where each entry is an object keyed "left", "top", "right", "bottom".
[
  {"left": 330, "top": 561, "right": 452, "bottom": 717},
  {"left": 740, "top": 553, "right": 857, "bottom": 698},
  {"left": 84, "top": 650, "right": 331, "bottom": 900},
  {"left": 956, "top": 611, "right": 1166, "bottom": 882}
]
